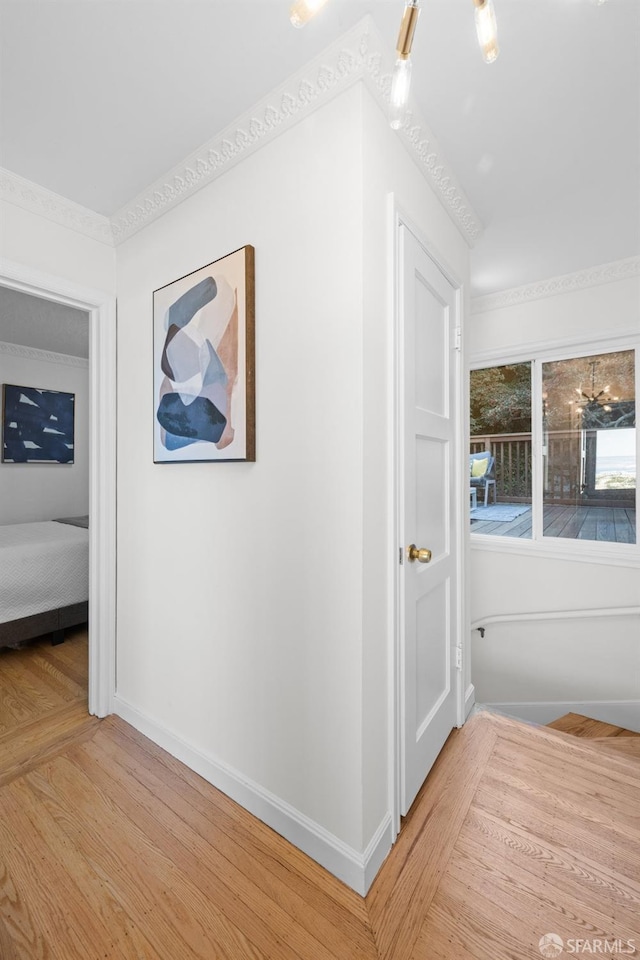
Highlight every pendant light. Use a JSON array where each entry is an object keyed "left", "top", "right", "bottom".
[
  {"left": 389, "top": 0, "right": 420, "bottom": 130},
  {"left": 290, "top": 0, "right": 329, "bottom": 29},
  {"left": 473, "top": 0, "right": 499, "bottom": 64}
]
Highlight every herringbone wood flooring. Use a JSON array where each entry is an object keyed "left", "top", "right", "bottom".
[{"left": 1, "top": 638, "right": 639, "bottom": 959}]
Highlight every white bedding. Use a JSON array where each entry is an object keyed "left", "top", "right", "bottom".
[{"left": 0, "top": 521, "right": 89, "bottom": 625}]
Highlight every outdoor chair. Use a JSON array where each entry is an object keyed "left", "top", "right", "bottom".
[{"left": 470, "top": 451, "right": 497, "bottom": 507}]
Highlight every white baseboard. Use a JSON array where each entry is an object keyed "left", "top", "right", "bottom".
[
  {"left": 113, "top": 695, "right": 392, "bottom": 896},
  {"left": 480, "top": 699, "right": 640, "bottom": 733},
  {"left": 464, "top": 683, "right": 476, "bottom": 720}
]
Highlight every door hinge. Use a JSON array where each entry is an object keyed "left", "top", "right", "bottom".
[
  {"left": 454, "top": 328, "right": 462, "bottom": 352},
  {"left": 455, "top": 646, "right": 463, "bottom": 671}
]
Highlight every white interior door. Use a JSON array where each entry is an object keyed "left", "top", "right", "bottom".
[{"left": 398, "top": 224, "right": 459, "bottom": 815}]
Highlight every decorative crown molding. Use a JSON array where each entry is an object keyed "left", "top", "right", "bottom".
[
  {"left": 0, "top": 339, "right": 88, "bottom": 368},
  {"left": 0, "top": 19, "right": 481, "bottom": 252},
  {"left": 400, "top": 118, "right": 481, "bottom": 245},
  {"left": 358, "top": 44, "right": 481, "bottom": 245},
  {"left": 111, "top": 16, "right": 482, "bottom": 248},
  {"left": 0, "top": 169, "right": 114, "bottom": 247},
  {"left": 471, "top": 255, "right": 640, "bottom": 314}
]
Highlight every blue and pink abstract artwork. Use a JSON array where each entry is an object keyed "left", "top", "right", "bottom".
[
  {"left": 153, "top": 246, "right": 255, "bottom": 463},
  {"left": 2, "top": 384, "right": 75, "bottom": 463}
]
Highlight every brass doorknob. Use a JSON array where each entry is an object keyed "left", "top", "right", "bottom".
[{"left": 407, "top": 544, "right": 432, "bottom": 563}]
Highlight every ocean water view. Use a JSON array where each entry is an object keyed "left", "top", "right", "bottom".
[{"left": 596, "top": 455, "right": 636, "bottom": 476}]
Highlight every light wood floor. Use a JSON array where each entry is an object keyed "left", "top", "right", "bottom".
[
  {"left": 547, "top": 711, "right": 640, "bottom": 739},
  {"left": 1, "top": 637, "right": 639, "bottom": 959},
  {"left": 546, "top": 711, "right": 640, "bottom": 761}
]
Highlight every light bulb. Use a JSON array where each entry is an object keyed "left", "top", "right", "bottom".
[
  {"left": 389, "top": 1, "right": 419, "bottom": 130},
  {"left": 474, "top": 0, "right": 499, "bottom": 64},
  {"left": 389, "top": 56, "right": 412, "bottom": 130},
  {"left": 289, "top": 0, "right": 329, "bottom": 28}
]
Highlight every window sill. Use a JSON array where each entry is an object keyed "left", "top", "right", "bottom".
[{"left": 469, "top": 531, "right": 640, "bottom": 568}]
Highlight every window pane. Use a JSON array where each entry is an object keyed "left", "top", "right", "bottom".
[
  {"left": 542, "top": 350, "right": 636, "bottom": 543},
  {"left": 470, "top": 363, "right": 532, "bottom": 538}
]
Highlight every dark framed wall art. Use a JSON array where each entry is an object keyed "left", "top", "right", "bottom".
[
  {"left": 2, "top": 384, "right": 75, "bottom": 463},
  {"left": 153, "top": 245, "right": 255, "bottom": 463}
]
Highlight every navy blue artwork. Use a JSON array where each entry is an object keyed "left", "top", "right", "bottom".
[
  {"left": 156, "top": 393, "right": 227, "bottom": 447},
  {"left": 2, "top": 384, "right": 75, "bottom": 463}
]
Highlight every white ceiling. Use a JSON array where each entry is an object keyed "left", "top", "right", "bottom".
[
  {"left": 0, "top": 287, "right": 89, "bottom": 357},
  {"left": 0, "top": 0, "right": 638, "bottom": 298},
  {"left": 0, "top": 288, "right": 89, "bottom": 358}
]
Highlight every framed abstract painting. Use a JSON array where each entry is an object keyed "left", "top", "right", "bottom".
[
  {"left": 153, "top": 245, "right": 255, "bottom": 463},
  {"left": 2, "top": 384, "right": 75, "bottom": 463}
]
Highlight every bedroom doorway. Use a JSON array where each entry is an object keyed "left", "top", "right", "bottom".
[
  {"left": 0, "top": 258, "right": 116, "bottom": 717},
  {"left": 0, "top": 289, "right": 90, "bottom": 664}
]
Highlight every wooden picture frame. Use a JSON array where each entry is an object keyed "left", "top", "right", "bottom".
[{"left": 153, "top": 245, "right": 255, "bottom": 463}]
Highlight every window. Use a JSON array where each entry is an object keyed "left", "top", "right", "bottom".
[
  {"left": 470, "top": 349, "right": 636, "bottom": 546},
  {"left": 470, "top": 363, "right": 532, "bottom": 538}
]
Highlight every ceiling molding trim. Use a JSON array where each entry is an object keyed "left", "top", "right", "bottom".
[
  {"left": 0, "top": 20, "right": 481, "bottom": 251},
  {"left": 0, "top": 169, "right": 114, "bottom": 247},
  {"left": 0, "top": 339, "right": 88, "bottom": 368},
  {"left": 401, "top": 115, "right": 481, "bottom": 246},
  {"left": 110, "top": 19, "right": 374, "bottom": 244},
  {"left": 360, "top": 50, "right": 481, "bottom": 246},
  {"left": 471, "top": 255, "right": 640, "bottom": 314},
  {"left": 111, "top": 16, "right": 482, "bottom": 248}
]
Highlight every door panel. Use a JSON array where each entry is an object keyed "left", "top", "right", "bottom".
[
  {"left": 416, "top": 437, "right": 448, "bottom": 560},
  {"left": 415, "top": 276, "right": 448, "bottom": 417},
  {"left": 400, "top": 224, "right": 459, "bottom": 816},
  {"left": 415, "top": 579, "right": 450, "bottom": 729}
]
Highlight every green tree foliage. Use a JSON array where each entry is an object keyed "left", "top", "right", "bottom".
[{"left": 470, "top": 364, "right": 532, "bottom": 436}]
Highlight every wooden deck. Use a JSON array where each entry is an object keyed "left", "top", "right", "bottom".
[{"left": 471, "top": 503, "right": 636, "bottom": 542}]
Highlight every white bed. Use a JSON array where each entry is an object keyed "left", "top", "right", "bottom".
[{"left": 0, "top": 519, "right": 89, "bottom": 646}]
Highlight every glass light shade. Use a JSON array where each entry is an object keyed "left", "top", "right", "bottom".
[
  {"left": 290, "top": 0, "right": 329, "bottom": 28},
  {"left": 475, "top": 0, "right": 499, "bottom": 64},
  {"left": 389, "top": 56, "right": 412, "bottom": 130}
]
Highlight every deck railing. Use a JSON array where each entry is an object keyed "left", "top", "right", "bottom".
[
  {"left": 471, "top": 431, "right": 636, "bottom": 506},
  {"left": 471, "top": 433, "right": 532, "bottom": 502}
]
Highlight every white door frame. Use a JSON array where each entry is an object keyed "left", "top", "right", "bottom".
[
  {"left": 387, "top": 200, "right": 467, "bottom": 839},
  {"left": 0, "top": 256, "right": 116, "bottom": 717}
]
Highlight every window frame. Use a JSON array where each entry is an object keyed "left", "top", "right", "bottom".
[{"left": 469, "top": 333, "right": 640, "bottom": 567}]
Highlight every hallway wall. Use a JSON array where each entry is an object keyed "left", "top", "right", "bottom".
[{"left": 468, "top": 266, "right": 640, "bottom": 720}]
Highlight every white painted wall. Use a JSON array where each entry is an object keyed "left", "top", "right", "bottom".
[
  {"left": 468, "top": 270, "right": 640, "bottom": 718},
  {"left": 115, "top": 87, "right": 367, "bottom": 853},
  {"left": 468, "top": 272, "right": 639, "bottom": 357},
  {"left": 0, "top": 343, "right": 89, "bottom": 524},
  {"left": 0, "top": 199, "right": 115, "bottom": 294},
  {"left": 114, "top": 79, "right": 472, "bottom": 890}
]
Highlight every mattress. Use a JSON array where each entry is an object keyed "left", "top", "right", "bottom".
[{"left": 0, "top": 521, "right": 89, "bottom": 625}]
